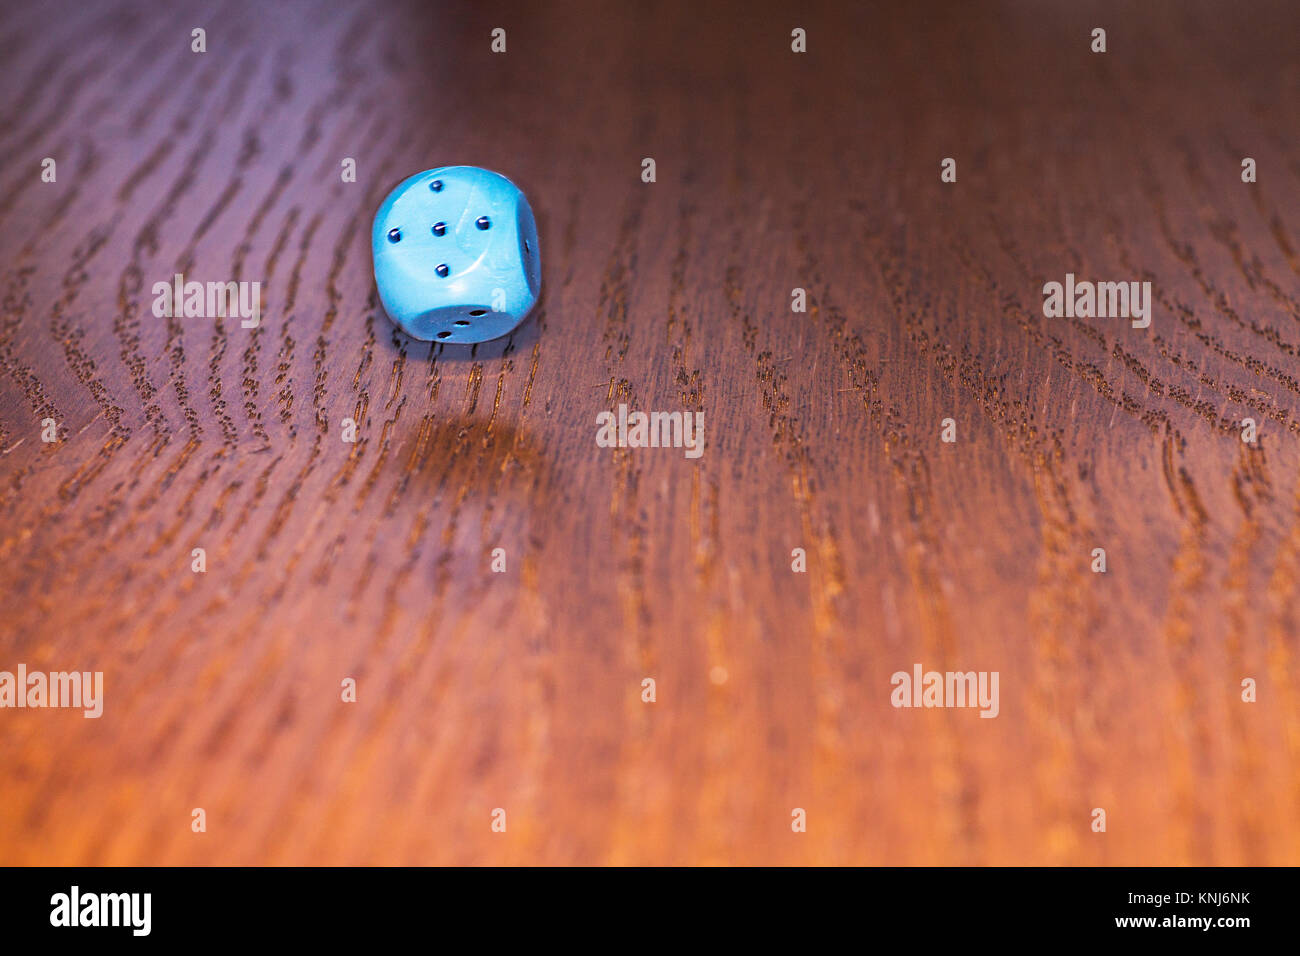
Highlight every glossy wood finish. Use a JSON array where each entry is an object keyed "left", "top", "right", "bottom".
[{"left": 1, "top": 0, "right": 1297, "bottom": 864}]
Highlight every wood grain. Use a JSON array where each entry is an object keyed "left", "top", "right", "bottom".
[{"left": 1, "top": 0, "right": 1298, "bottom": 865}]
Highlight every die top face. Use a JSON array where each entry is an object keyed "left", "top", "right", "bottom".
[{"left": 372, "top": 166, "right": 540, "bottom": 344}]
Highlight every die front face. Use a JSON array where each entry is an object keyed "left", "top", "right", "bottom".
[{"left": 372, "top": 166, "right": 541, "bottom": 343}]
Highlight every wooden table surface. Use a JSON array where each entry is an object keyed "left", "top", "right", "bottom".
[{"left": 1, "top": 0, "right": 1298, "bottom": 865}]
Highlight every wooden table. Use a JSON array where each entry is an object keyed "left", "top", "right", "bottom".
[{"left": 1, "top": 0, "right": 1297, "bottom": 865}]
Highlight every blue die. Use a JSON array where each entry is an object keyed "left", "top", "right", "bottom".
[{"left": 371, "top": 166, "right": 540, "bottom": 343}]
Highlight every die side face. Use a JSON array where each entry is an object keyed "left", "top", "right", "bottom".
[{"left": 372, "top": 166, "right": 540, "bottom": 343}]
